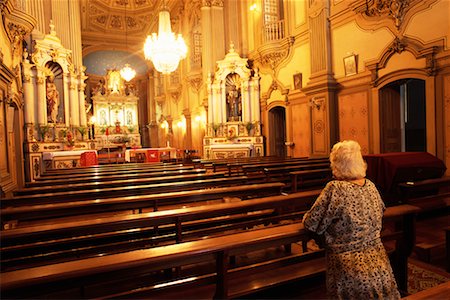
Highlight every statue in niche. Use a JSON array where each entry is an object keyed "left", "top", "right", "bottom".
[
  {"left": 99, "top": 110, "right": 107, "bottom": 126},
  {"left": 93, "top": 79, "right": 105, "bottom": 95},
  {"left": 107, "top": 70, "right": 122, "bottom": 94},
  {"left": 46, "top": 77, "right": 60, "bottom": 123},
  {"left": 227, "top": 84, "right": 241, "bottom": 121}
]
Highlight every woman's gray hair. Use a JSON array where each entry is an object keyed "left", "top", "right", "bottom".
[{"left": 330, "top": 140, "right": 367, "bottom": 180}]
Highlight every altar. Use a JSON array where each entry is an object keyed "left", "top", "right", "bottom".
[
  {"left": 203, "top": 43, "right": 264, "bottom": 159},
  {"left": 209, "top": 143, "right": 254, "bottom": 159},
  {"left": 43, "top": 150, "right": 98, "bottom": 169}
]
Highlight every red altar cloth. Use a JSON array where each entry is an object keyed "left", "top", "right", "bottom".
[
  {"left": 364, "top": 152, "right": 447, "bottom": 192},
  {"left": 80, "top": 151, "right": 98, "bottom": 167}
]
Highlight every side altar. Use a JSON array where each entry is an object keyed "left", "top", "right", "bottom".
[
  {"left": 22, "top": 22, "right": 92, "bottom": 181},
  {"left": 203, "top": 44, "right": 264, "bottom": 159}
]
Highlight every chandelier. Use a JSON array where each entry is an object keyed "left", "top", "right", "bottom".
[
  {"left": 120, "top": 64, "right": 136, "bottom": 82},
  {"left": 143, "top": 7, "right": 187, "bottom": 74},
  {"left": 120, "top": 3, "right": 136, "bottom": 81}
]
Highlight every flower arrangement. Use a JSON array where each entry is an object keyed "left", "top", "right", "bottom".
[
  {"left": 66, "top": 130, "right": 75, "bottom": 147},
  {"left": 245, "top": 121, "right": 255, "bottom": 135},
  {"left": 38, "top": 125, "right": 49, "bottom": 141},
  {"left": 212, "top": 123, "right": 221, "bottom": 136},
  {"left": 77, "top": 126, "right": 87, "bottom": 140}
]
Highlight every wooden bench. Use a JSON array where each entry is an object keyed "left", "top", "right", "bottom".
[
  {"left": 262, "top": 163, "right": 330, "bottom": 190},
  {"left": 0, "top": 204, "right": 419, "bottom": 299},
  {"left": 3, "top": 174, "right": 248, "bottom": 205},
  {"left": 404, "top": 193, "right": 450, "bottom": 265},
  {"left": 397, "top": 176, "right": 450, "bottom": 201},
  {"left": 229, "top": 157, "right": 328, "bottom": 175},
  {"left": 1, "top": 182, "right": 285, "bottom": 228},
  {"left": 290, "top": 168, "right": 332, "bottom": 192},
  {"left": 15, "top": 171, "right": 222, "bottom": 196},
  {"left": 26, "top": 168, "right": 207, "bottom": 187},
  {"left": 1, "top": 188, "right": 318, "bottom": 271},
  {"left": 242, "top": 159, "right": 329, "bottom": 177},
  {"left": 402, "top": 281, "right": 450, "bottom": 299},
  {"left": 38, "top": 164, "right": 194, "bottom": 180}
]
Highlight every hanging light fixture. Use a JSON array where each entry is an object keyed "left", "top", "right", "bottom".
[
  {"left": 143, "top": 2, "right": 187, "bottom": 74},
  {"left": 120, "top": 2, "right": 136, "bottom": 81}
]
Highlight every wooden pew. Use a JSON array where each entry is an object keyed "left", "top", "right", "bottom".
[
  {"left": 2, "top": 174, "right": 246, "bottom": 205},
  {"left": 26, "top": 168, "right": 207, "bottom": 187},
  {"left": 42, "top": 161, "right": 171, "bottom": 174},
  {"left": 37, "top": 164, "right": 194, "bottom": 180},
  {"left": 0, "top": 204, "right": 419, "bottom": 299},
  {"left": 262, "top": 164, "right": 330, "bottom": 191},
  {"left": 402, "top": 281, "right": 450, "bottom": 299},
  {"left": 1, "top": 182, "right": 285, "bottom": 228},
  {"left": 397, "top": 176, "right": 450, "bottom": 201},
  {"left": 242, "top": 159, "right": 329, "bottom": 177},
  {"left": 15, "top": 171, "right": 222, "bottom": 195},
  {"left": 1, "top": 188, "right": 318, "bottom": 271},
  {"left": 404, "top": 193, "right": 450, "bottom": 265},
  {"left": 290, "top": 168, "right": 332, "bottom": 192}
]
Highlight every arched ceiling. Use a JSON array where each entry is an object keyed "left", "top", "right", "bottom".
[{"left": 80, "top": 0, "right": 180, "bottom": 57}]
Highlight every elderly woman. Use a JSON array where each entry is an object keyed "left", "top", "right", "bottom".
[{"left": 303, "top": 140, "right": 400, "bottom": 300}]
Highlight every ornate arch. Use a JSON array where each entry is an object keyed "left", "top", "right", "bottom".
[{"left": 366, "top": 36, "right": 443, "bottom": 87}]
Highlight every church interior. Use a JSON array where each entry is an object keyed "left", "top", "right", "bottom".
[{"left": 0, "top": 0, "right": 449, "bottom": 299}]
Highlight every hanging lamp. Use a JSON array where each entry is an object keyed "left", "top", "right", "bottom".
[
  {"left": 120, "top": 3, "right": 136, "bottom": 81},
  {"left": 143, "top": 2, "right": 187, "bottom": 74}
]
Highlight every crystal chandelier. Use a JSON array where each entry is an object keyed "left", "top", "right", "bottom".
[
  {"left": 120, "top": 64, "right": 136, "bottom": 82},
  {"left": 120, "top": 4, "right": 136, "bottom": 81},
  {"left": 143, "top": 7, "right": 187, "bottom": 74}
]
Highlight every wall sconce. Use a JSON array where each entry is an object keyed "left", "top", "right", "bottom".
[
  {"left": 160, "top": 120, "right": 168, "bottom": 129},
  {"left": 250, "top": 3, "right": 258, "bottom": 11},
  {"left": 309, "top": 97, "right": 324, "bottom": 110}
]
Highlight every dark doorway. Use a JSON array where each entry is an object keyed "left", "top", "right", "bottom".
[
  {"left": 379, "top": 79, "right": 426, "bottom": 153},
  {"left": 268, "top": 106, "right": 286, "bottom": 157}
]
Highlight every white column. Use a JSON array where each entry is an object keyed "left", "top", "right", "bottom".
[
  {"left": 36, "top": 74, "right": 46, "bottom": 125},
  {"left": 251, "top": 78, "right": 261, "bottom": 124},
  {"left": 78, "top": 83, "right": 87, "bottom": 126},
  {"left": 63, "top": 74, "right": 70, "bottom": 126},
  {"left": 242, "top": 82, "right": 251, "bottom": 122},
  {"left": 69, "top": 75, "right": 80, "bottom": 126},
  {"left": 23, "top": 75, "right": 35, "bottom": 125},
  {"left": 220, "top": 86, "right": 226, "bottom": 124}
]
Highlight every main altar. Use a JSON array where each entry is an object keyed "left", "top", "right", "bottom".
[
  {"left": 91, "top": 70, "right": 141, "bottom": 149},
  {"left": 203, "top": 44, "right": 264, "bottom": 159}
]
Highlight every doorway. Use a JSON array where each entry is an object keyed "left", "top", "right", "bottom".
[
  {"left": 268, "top": 106, "right": 286, "bottom": 157},
  {"left": 379, "top": 79, "right": 426, "bottom": 153}
]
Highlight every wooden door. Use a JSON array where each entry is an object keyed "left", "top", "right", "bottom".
[
  {"left": 380, "top": 86, "right": 402, "bottom": 153},
  {"left": 268, "top": 106, "right": 286, "bottom": 157}
]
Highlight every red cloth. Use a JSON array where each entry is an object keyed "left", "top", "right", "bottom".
[
  {"left": 364, "top": 152, "right": 446, "bottom": 192},
  {"left": 146, "top": 150, "right": 159, "bottom": 163},
  {"left": 80, "top": 151, "right": 98, "bottom": 167}
]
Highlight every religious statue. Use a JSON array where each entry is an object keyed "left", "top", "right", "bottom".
[
  {"left": 46, "top": 77, "right": 59, "bottom": 123},
  {"left": 227, "top": 84, "right": 241, "bottom": 121}
]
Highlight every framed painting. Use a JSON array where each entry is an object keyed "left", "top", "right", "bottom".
[
  {"left": 343, "top": 54, "right": 357, "bottom": 76},
  {"left": 293, "top": 73, "right": 302, "bottom": 90}
]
